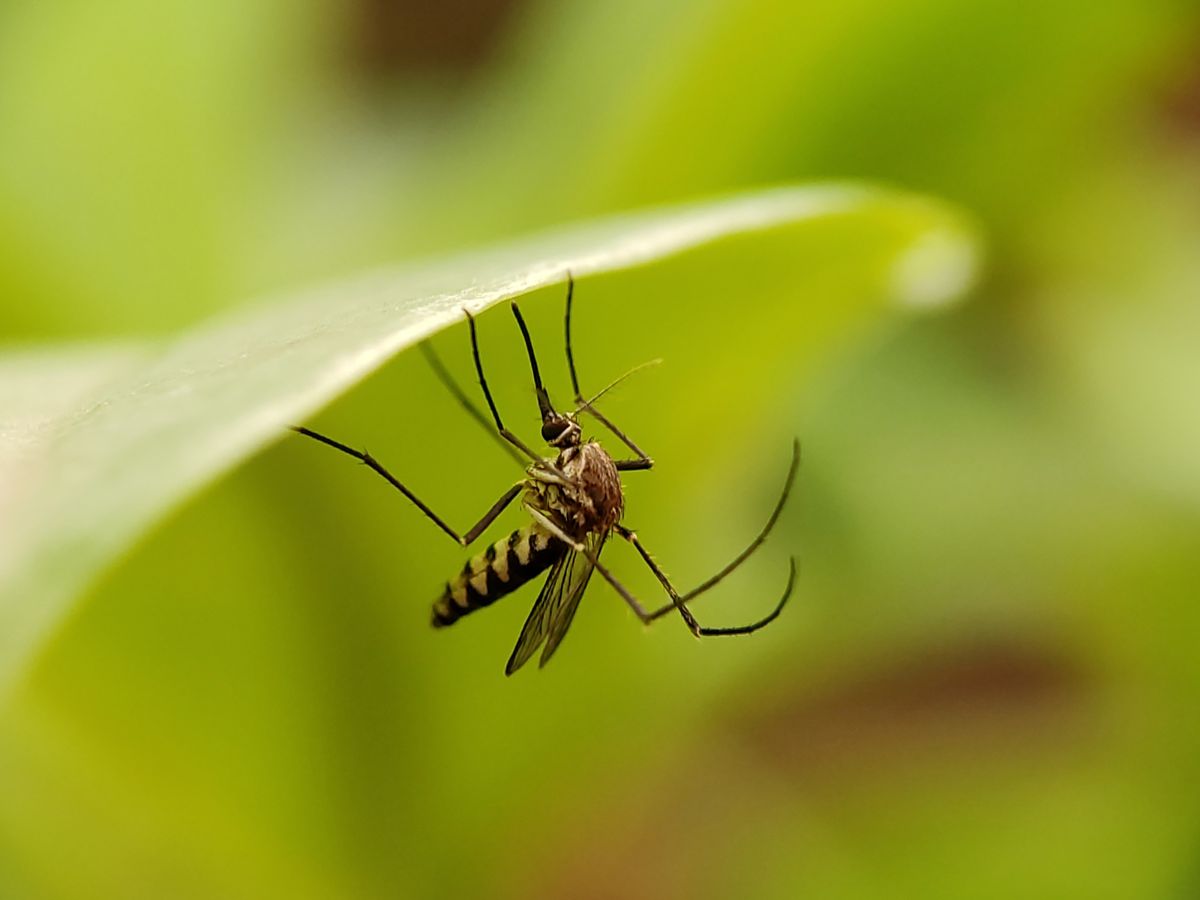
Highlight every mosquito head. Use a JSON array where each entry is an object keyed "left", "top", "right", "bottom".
[
  {"left": 541, "top": 411, "right": 581, "bottom": 448},
  {"left": 532, "top": 382, "right": 579, "bottom": 448}
]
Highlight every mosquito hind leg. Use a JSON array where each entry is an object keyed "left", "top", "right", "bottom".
[
  {"left": 617, "top": 525, "right": 795, "bottom": 636},
  {"left": 291, "top": 426, "right": 523, "bottom": 545},
  {"left": 626, "top": 438, "right": 800, "bottom": 623},
  {"left": 523, "top": 506, "right": 791, "bottom": 638}
]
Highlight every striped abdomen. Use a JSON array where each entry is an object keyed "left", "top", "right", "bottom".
[{"left": 431, "top": 524, "right": 565, "bottom": 628}]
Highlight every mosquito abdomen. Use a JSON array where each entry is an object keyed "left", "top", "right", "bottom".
[{"left": 432, "top": 524, "right": 564, "bottom": 627}]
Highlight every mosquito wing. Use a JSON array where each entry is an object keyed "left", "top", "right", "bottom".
[
  {"left": 539, "top": 531, "right": 608, "bottom": 667},
  {"left": 505, "top": 531, "right": 607, "bottom": 675}
]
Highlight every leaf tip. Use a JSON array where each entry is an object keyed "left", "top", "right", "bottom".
[{"left": 890, "top": 224, "right": 982, "bottom": 312}]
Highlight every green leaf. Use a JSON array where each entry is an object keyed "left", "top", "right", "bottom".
[{"left": 0, "top": 184, "right": 978, "bottom": 699}]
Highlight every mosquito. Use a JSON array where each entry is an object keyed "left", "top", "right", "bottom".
[{"left": 292, "top": 276, "right": 799, "bottom": 675}]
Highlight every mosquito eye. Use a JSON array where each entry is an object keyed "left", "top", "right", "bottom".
[{"left": 541, "top": 419, "right": 567, "bottom": 443}]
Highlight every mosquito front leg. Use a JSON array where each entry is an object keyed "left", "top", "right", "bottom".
[
  {"left": 292, "top": 426, "right": 522, "bottom": 546},
  {"left": 581, "top": 402, "right": 654, "bottom": 470},
  {"left": 615, "top": 457, "right": 654, "bottom": 472},
  {"left": 464, "top": 309, "right": 543, "bottom": 462},
  {"left": 561, "top": 274, "right": 655, "bottom": 470}
]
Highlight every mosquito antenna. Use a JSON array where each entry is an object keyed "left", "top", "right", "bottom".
[{"left": 578, "top": 358, "right": 662, "bottom": 410}]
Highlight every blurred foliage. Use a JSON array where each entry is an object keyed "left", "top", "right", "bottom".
[
  {"left": 0, "top": 184, "right": 975, "bottom": 694},
  {"left": 2, "top": 0, "right": 1199, "bottom": 898}
]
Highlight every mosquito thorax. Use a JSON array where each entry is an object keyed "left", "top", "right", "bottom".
[{"left": 548, "top": 440, "right": 624, "bottom": 535}]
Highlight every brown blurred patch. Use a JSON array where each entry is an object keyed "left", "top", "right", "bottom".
[
  {"left": 348, "top": 0, "right": 522, "bottom": 81},
  {"left": 1159, "top": 36, "right": 1200, "bottom": 140},
  {"left": 739, "top": 636, "right": 1095, "bottom": 782},
  {"left": 527, "top": 635, "right": 1099, "bottom": 900}
]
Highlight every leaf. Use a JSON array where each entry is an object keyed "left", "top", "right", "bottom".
[{"left": 0, "top": 184, "right": 978, "bottom": 698}]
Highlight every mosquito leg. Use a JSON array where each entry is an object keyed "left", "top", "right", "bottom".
[
  {"left": 634, "top": 438, "right": 800, "bottom": 621},
  {"left": 615, "top": 458, "right": 654, "bottom": 472},
  {"left": 459, "top": 484, "right": 525, "bottom": 544},
  {"left": 562, "top": 274, "right": 654, "bottom": 468},
  {"left": 419, "top": 341, "right": 527, "bottom": 467},
  {"left": 617, "top": 524, "right": 795, "bottom": 636},
  {"left": 564, "top": 274, "right": 581, "bottom": 396},
  {"left": 524, "top": 507, "right": 790, "bottom": 637},
  {"left": 464, "top": 309, "right": 542, "bottom": 462},
  {"left": 292, "top": 426, "right": 522, "bottom": 545},
  {"left": 578, "top": 402, "right": 654, "bottom": 467}
]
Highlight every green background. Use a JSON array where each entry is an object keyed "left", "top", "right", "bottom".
[{"left": 2, "top": 0, "right": 1199, "bottom": 897}]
